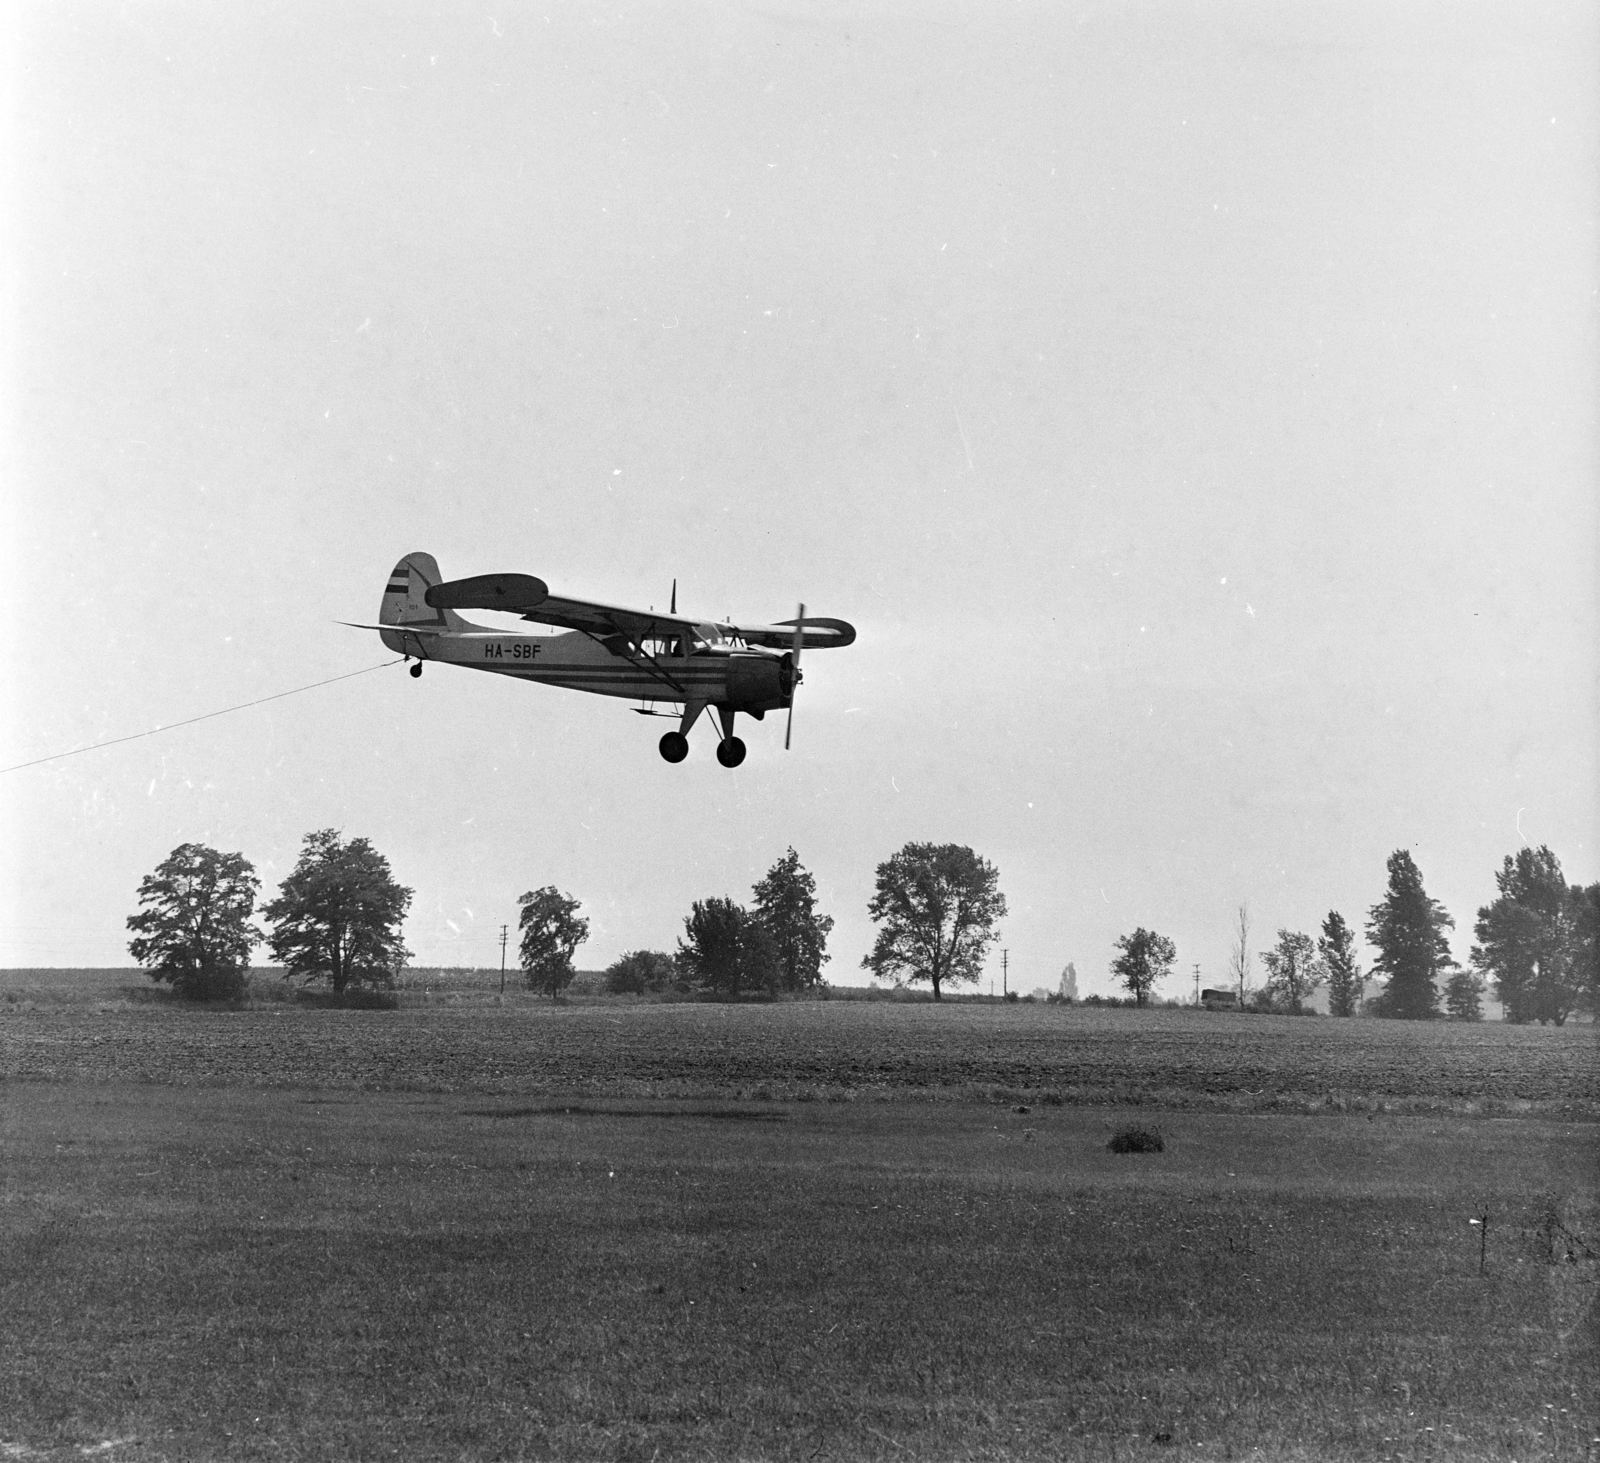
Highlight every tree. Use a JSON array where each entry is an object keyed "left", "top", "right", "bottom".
[
  {"left": 861, "top": 843, "right": 1007, "bottom": 1000},
  {"left": 1261, "top": 928, "right": 1325, "bottom": 1014},
  {"left": 603, "top": 949, "right": 676, "bottom": 995},
  {"left": 1229, "top": 903, "right": 1252, "bottom": 1005},
  {"left": 1445, "top": 969, "right": 1486, "bottom": 1021},
  {"left": 518, "top": 887, "right": 589, "bottom": 999},
  {"left": 751, "top": 847, "right": 834, "bottom": 992},
  {"left": 1579, "top": 884, "right": 1600, "bottom": 1015},
  {"left": 1365, "top": 850, "right": 1452, "bottom": 1019},
  {"left": 1111, "top": 927, "right": 1177, "bottom": 1006},
  {"left": 126, "top": 843, "right": 260, "bottom": 1001},
  {"left": 1318, "top": 910, "right": 1364, "bottom": 1018},
  {"left": 677, "top": 898, "right": 776, "bottom": 996},
  {"left": 263, "top": 829, "right": 412, "bottom": 994},
  {"left": 1471, "top": 847, "right": 1588, "bottom": 1026}
]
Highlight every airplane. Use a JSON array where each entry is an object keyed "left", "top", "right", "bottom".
[{"left": 350, "top": 552, "right": 855, "bottom": 766}]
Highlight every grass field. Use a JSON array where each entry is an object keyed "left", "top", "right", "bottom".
[{"left": 3, "top": 973, "right": 1597, "bottom": 1461}]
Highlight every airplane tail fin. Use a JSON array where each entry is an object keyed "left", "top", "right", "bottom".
[{"left": 378, "top": 553, "right": 472, "bottom": 652}]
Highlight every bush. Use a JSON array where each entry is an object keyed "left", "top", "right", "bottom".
[
  {"left": 604, "top": 950, "right": 677, "bottom": 995},
  {"left": 1107, "top": 1124, "right": 1165, "bottom": 1154},
  {"left": 178, "top": 967, "right": 249, "bottom": 1003}
]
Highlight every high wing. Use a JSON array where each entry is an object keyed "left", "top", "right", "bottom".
[{"left": 424, "top": 572, "right": 855, "bottom": 649}]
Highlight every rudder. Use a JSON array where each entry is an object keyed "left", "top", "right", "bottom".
[{"left": 379, "top": 553, "right": 471, "bottom": 653}]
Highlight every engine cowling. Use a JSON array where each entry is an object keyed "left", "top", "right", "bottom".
[{"left": 724, "top": 652, "right": 789, "bottom": 713}]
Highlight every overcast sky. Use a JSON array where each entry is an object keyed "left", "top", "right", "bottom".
[{"left": 3, "top": 0, "right": 1595, "bottom": 995}]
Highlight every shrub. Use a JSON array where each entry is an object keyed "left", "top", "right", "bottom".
[
  {"left": 604, "top": 950, "right": 676, "bottom": 995},
  {"left": 1107, "top": 1124, "right": 1165, "bottom": 1154},
  {"left": 181, "top": 968, "right": 250, "bottom": 1003}
]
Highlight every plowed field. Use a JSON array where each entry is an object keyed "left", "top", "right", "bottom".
[{"left": 4, "top": 997, "right": 1594, "bottom": 1112}]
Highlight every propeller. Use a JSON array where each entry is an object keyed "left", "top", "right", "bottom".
[{"left": 785, "top": 602, "right": 804, "bottom": 750}]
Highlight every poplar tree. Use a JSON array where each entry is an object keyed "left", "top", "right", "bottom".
[
  {"left": 752, "top": 847, "right": 834, "bottom": 992},
  {"left": 1365, "top": 850, "right": 1452, "bottom": 1019},
  {"left": 1318, "top": 911, "right": 1364, "bottom": 1017},
  {"left": 1472, "top": 847, "right": 1589, "bottom": 1026},
  {"left": 1445, "top": 969, "right": 1486, "bottom": 1021}
]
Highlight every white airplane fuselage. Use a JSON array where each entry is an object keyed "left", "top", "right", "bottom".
[{"left": 381, "top": 623, "right": 790, "bottom": 714}]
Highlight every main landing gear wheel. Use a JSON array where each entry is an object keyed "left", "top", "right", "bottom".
[
  {"left": 409, "top": 663, "right": 423, "bottom": 678},
  {"left": 659, "top": 732, "right": 689, "bottom": 764},
  {"left": 716, "top": 736, "right": 746, "bottom": 768}
]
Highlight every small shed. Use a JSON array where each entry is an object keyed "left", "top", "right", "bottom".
[{"left": 1201, "top": 988, "right": 1239, "bottom": 1009}]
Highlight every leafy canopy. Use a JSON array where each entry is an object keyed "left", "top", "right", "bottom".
[
  {"left": 126, "top": 843, "right": 260, "bottom": 1001},
  {"left": 678, "top": 897, "right": 777, "bottom": 997},
  {"left": 1445, "top": 969, "right": 1486, "bottom": 1022},
  {"left": 1111, "top": 927, "right": 1176, "bottom": 1006},
  {"left": 263, "top": 829, "right": 412, "bottom": 992},
  {"left": 1318, "top": 911, "right": 1364, "bottom": 1018},
  {"left": 862, "top": 843, "right": 1006, "bottom": 999},
  {"left": 518, "top": 887, "right": 589, "bottom": 998},
  {"left": 1261, "top": 928, "right": 1324, "bottom": 1013},
  {"left": 751, "top": 847, "right": 834, "bottom": 992},
  {"left": 1472, "top": 846, "right": 1591, "bottom": 1026},
  {"left": 1366, "top": 850, "right": 1452, "bottom": 1020},
  {"left": 603, "top": 949, "right": 676, "bottom": 995}
]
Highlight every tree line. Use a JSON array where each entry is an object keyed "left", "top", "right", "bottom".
[
  {"left": 534, "top": 847, "right": 838, "bottom": 1000},
  {"left": 126, "top": 833, "right": 1595, "bottom": 1022},
  {"left": 1106, "top": 846, "right": 1598, "bottom": 1023},
  {"left": 125, "top": 836, "right": 1000, "bottom": 1005},
  {"left": 126, "top": 831, "right": 414, "bottom": 1001},
  {"left": 125, "top": 834, "right": 841, "bottom": 1004}
]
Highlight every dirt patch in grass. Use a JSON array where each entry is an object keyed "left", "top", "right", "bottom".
[{"left": 1107, "top": 1123, "right": 1165, "bottom": 1153}]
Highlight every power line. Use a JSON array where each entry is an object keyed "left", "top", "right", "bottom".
[{"left": 1, "top": 659, "right": 407, "bottom": 775}]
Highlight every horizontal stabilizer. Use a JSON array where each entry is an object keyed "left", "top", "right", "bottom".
[
  {"left": 427, "top": 574, "right": 549, "bottom": 613},
  {"left": 339, "top": 620, "right": 450, "bottom": 636}
]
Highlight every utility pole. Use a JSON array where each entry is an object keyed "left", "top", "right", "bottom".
[
  {"left": 1193, "top": 962, "right": 1201, "bottom": 1007},
  {"left": 1002, "top": 949, "right": 1008, "bottom": 997},
  {"left": 499, "top": 924, "right": 509, "bottom": 994}
]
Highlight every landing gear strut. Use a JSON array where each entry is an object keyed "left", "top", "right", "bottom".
[
  {"left": 658, "top": 704, "right": 748, "bottom": 767},
  {"left": 714, "top": 705, "right": 745, "bottom": 768}
]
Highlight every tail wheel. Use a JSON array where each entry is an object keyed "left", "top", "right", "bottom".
[
  {"left": 716, "top": 736, "right": 746, "bottom": 769},
  {"left": 409, "top": 663, "right": 423, "bottom": 679},
  {"left": 659, "top": 732, "right": 689, "bottom": 764}
]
